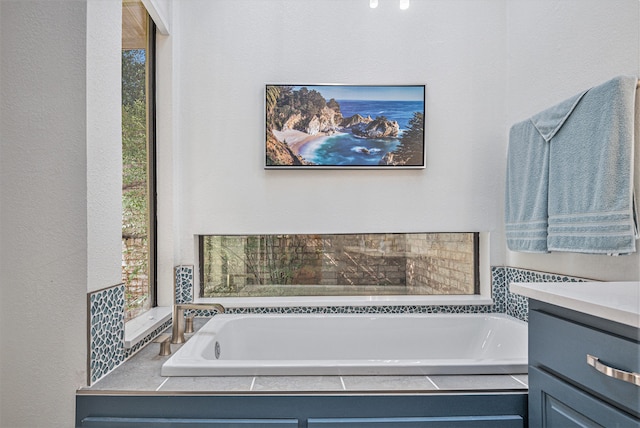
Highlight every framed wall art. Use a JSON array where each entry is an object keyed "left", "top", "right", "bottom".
[{"left": 265, "top": 84, "right": 425, "bottom": 169}]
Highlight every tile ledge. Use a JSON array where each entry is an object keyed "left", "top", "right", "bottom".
[{"left": 124, "top": 306, "right": 172, "bottom": 348}]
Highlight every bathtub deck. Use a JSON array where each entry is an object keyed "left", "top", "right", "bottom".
[{"left": 82, "top": 319, "right": 527, "bottom": 394}]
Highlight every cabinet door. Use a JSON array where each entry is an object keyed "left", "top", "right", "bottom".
[
  {"left": 529, "top": 367, "right": 639, "bottom": 428},
  {"left": 529, "top": 310, "right": 639, "bottom": 416},
  {"left": 79, "top": 417, "right": 298, "bottom": 427},
  {"left": 308, "top": 415, "right": 523, "bottom": 427}
]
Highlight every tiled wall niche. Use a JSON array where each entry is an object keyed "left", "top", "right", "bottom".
[{"left": 87, "top": 265, "right": 590, "bottom": 384}]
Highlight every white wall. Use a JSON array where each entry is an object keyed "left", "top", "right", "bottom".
[
  {"left": 156, "top": 1, "right": 179, "bottom": 305},
  {"left": 171, "top": 0, "right": 639, "bottom": 283},
  {"left": 0, "top": 0, "right": 122, "bottom": 426},
  {"left": 504, "top": 0, "right": 640, "bottom": 280},
  {"left": 172, "top": 0, "right": 509, "bottom": 270},
  {"left": 0, "top": 1, "right": 88, "bottom": 426},
  {"left": 87, "top": 0, "right": 123, "bottom": 293}
]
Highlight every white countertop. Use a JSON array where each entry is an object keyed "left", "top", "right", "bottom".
[{"left": 510, "top": 281, "right": 640, "bottom": 328}]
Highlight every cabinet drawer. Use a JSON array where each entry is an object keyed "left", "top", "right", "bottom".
[
  {"left": 308, "top": 416, "right": 523, "bottom": 427},
  {"left": 529, "top": 310, "right": 640, "bottom": 416},
  {"left": 79, "top": 418, "right": 298, "bottom": 427}
]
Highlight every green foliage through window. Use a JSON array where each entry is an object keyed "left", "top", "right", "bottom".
[{"left": 122, "top": 2, "right": 155, "bottom": 321}]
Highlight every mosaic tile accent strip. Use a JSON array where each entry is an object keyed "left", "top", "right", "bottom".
[
  {"left": 176, "top": 264, "right": 499, "bottom": 316},
  {"left": 175, "top": 265, "right": 194, "bottom": 304},
  {"left": 225, "top": 304, "right": 494, "bottom": 315},
  {"left": 184, "top": 305, "right": 495, "bottom": 317},
  {"left": 491, "top": 266, "right": 508, "bottom": 314},
  {"left": 172, "top": 264, "right": 592, "bottom": 322},
  {"left": 88, "top": 284, "right": 125, "bottom": 384},
  {"left": 504, "top": 267, "right": 589, "bottom": 321},
  {"left": 89, "top": 286, "right": 174, "bottom": 384}
]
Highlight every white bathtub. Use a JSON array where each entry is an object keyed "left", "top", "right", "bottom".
[{"left": 161, "top": 313, "right": 528, "bottom": 376}]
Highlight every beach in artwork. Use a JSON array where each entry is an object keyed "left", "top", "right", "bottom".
[
  {"left": 265, "top": 85, "right": 425, "bottom": 167},
  {"left": 271, "top": 129, "right": 329, "bottom": 157}
]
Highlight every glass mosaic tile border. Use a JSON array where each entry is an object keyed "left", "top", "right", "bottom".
[
  {"left": 175, "top": 264, "right": 501, "bottom": 316},
  {"left": 173, "top": 265, "right": 590, "bottom": 320},
  {"left": 503, "top": 266, "right": 588, "bottom": 321},
  {"left": 175, "top": 265, "right": 194, "bottom": 304},
  {"left": 88, "top": 284, "right": 125, "bottom": 384},
  {"left": 88, "top": 284, "right": 172, "bottom": 385}
]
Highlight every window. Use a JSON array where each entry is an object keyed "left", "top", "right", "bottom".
[
  {"left": 122, "top": 1, "right": 156, "bottom": 321},
  {"left": 200, "top": 233, "right": 479, "bottom": 298}
]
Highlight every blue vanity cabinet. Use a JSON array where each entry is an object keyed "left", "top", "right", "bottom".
[
  {"left": 528, "top": 300, "right": 640, "bottom": 427},
  {"left": 529, "top": 366, "right": 638, "bottom": 427}
]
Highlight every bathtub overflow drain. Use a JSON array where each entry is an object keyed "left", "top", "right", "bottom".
[{"left": 215, "top": 341, "right": 221, "bottom": 359}]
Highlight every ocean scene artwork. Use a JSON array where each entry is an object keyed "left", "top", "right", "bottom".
[{"left": 265, "top": 85, "right": 425, "bottom": 168}]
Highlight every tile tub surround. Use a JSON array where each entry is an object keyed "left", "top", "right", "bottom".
[
  {"left": 84, "top": 318, "right": 528, "bottom": 394},
  {"left": 86, "top": 265, "right": 198, "bottom": 385},
  {"left": 87, "top": 265, "right": 591, "bottom": 386}
]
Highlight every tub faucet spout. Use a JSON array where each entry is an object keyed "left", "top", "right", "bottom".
[{"left": 171, "top": 303, "right": 225, "bottom": 344}]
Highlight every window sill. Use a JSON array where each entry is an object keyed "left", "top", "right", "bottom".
[
  {"left": 124, "top": 306, "right": 171, "bottom": 349},
  {"left": 193, "top": 295, "right": 494, "bottom": 308}
]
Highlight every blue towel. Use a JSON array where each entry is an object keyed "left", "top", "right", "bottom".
[
  {"left": 505, "top": 75, "right": 638, "bottom": 255},
  {"left": 545, "top": 76, "right": 638, "bottom": 254},
  {"left": 504, "top": 119, "right": 552, "bottom": 253},
  {"left": 505, "top": 90, "right": 588, "bottom": 253}
]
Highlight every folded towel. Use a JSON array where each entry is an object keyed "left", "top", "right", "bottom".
[
  {"left": 504, "top": 119, "right": 552, "bottom": 253},
  {"left": 544, "top": 76, "right": 638, "bottom": 254}
]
